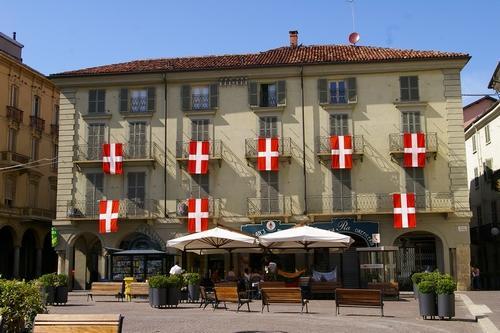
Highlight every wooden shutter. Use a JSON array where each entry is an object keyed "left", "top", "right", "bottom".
[
  {"left": 88, "top": 90, "right": 96, "bottom": 113},
  {"left": 399, "top": 77, "right": 409, "bottom": 101},
  {"left": 318, "top": 79, "right": 328, "bottom": 104},
  {"left": 332, "top": 169, "right": 352, "bottom": 210},
  {"left": 209, "top": 84, "right": 218, "bottom": 109},
  {"left": 277, "top": 80, "right": 286, "bottom": 106},
  {"left": 147, "top": 87, "right": 156, "bottom": 112},
  {"left": 119, "top": 88, "right": 129, "bottom": 113},
  {"left": 405, "top": 168, "right": 425, "bottom": 201},
  {"left": 248, "top": 81, "right": 258, "bottom": 107},
  {"left": 181, "top": 85, "right": 191, "bottom": 111},
  {"left": 347, "top": 77, "right": 357, "bottom": 103},
  {"left": 409, "top": 76, "right": 419, "bottom": 101}
]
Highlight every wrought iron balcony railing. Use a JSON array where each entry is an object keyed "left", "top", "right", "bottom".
[
  {"left": 74, "top": 143, "right": 159, "bottom": 162},
  {"left": 245, "top": 137, "right": 292, "bottom": 160},
  {"left": 191, "top": 94, "right": 210, "bottom": 110},
  {"left": 307, "top": 192, "right": 454, "bottom": 215},
  {"left": 175, "top": 140, "right": 222, "bottom": 160},
  {"left": 0, "top": 203, "right": 55, "bottom": 221},
  {"left": 316, "top": 135, "right": 364, "bottom": 157},
  {"left": 0, "top": 151, "right": 30, "bottom": 165},
  {"left": 6, "top": 106, "right": 23, "bottom": 123},
  {"left": 174, "top": 197, "right": 221, "bottom": 218},
  {"left": 389, "top": 132, "right": 438, "bottom": 153},
  {"left": 67, "top": 199, "right": 160, "bottom": 219},
  {"left": 247, "top": 196, "right": 293, "bottom": 217},
  {"left": 29, "top": 115, "right": 45, "bottom": 132}
]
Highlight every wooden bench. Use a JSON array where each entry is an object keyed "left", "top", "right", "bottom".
[
  {"left": 261, "top": 288, "right": 309, "bottom": 313},
  {"left": 310, "top": 280, "right": 342, "bottom": 298},
  {"left": 259, "top": 281, "right": 286, "bottom": 289},
  {"left": 33, "top": 314, "right": 123, "bottom": 333},
  {"left": 129, "top": 282, "right": 149, "bottom": 300},
  {"left": 87, "top": 282, "right": 124, "bottom": 302},
  {"left": 335, "top": 288, "right": 384, "bottom": 317},
  {"left": 367, "top": 282, "right": 399, "bottom": 300},
  {"left": 215, "top": 281, "right": 237, "bottom": 287},
  {"left": 214, "top": 286, "right": 251, "bottom": 312}
]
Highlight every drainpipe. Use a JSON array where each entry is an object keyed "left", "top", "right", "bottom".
[
  {"left": 163, "top": 74, "right": 168, "bottom": 218},
  {"left": 300, "top": 66, "right": 308, "bottom": 215}
]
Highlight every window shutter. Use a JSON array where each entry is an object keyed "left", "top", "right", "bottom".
[
  {"left": 88, "top": 90, "right": 96, "bottom": 113},
  {"left": 248, "top": 81, "right": 258, "bottom": 107},
  {"left": 399, "top": 77, "right": 409, "bottom": 101},
  {"left": 119, "top": 88, "right": 129, "bottom": 113},
  {"left": 181, "top": 85, "right": 191, "bottom": 111},
  {"left": 410, "top": 76, "right": 419, "bottom": 101},
  {"left": 277, "top": 80, "right": 286, "bottom": 106},
  {"left": 209, "top": 83, "right": 218, "bottom": 109},
  {"left": 147, "top": 87, "right": 156, "bottom": 112},
  {"left": 347, "top": 77, "right": 357, "bottom": 103},
  {"left": 318, "top": 79, "right": 328, "bottom": 104}
]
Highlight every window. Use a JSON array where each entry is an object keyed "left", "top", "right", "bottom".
[
  {"left": 87, "top": 123, "right": 105, "bottom": 160},
  {"left": 129, "top": 122, "right": 147, "bottom": 158},
  {"left": 191, "top": 119, "right": 209, "bottom": 141},
  {"left": 191, "top": 86, "right": 209, "bottom": 110},
  {"left": 88, "top": 89, "right": 105, "bottom": 113},
  {"left": 119, "top": 87, "right": 155, "bottom": 113},
  {"left": 181, "top": 84, "right": 218, "bottom": 111},
  {"left": 9, "top": 85, "right": 19, "bottom": 107},
  {"left": 332, "top": 169, "right": 352, "bottom": 211},
  {"left": 85, "top": 173, "right": 103, "bottom": 215},
  {"left": 318, "top": 78, "right": 357, "bottom": 104},
  {"left": 402, "top": 111, "right": 422, "bottom": 133},
  {"left": 484, "top": 159, "right": 493, "bottom": 182},
  {"left": 492, "top": 201, "right": 498, "bottom": 225},
  {"left": 30, "top": 138, "right": 39, "bottom": 161},
  {"left": 330, "top": 114, "right": 349, "bottom": 135},
  {"left": 400, "top": 76, "right": 419, "bottom": 101},
  {"left": 260, "top": 171, "right": 279, "bottom": 213},
  {"left": 53, "top": 105, "right": 59, "bottom": 125},
  {"left": 259, "top": 116, "right": 278, "bottom": 138},
  {"left": 476, "top": 206, "right": 483, "bottom": 226},
  {"left": 32, "top": 95, "right": 41, "bottom": 117},
  {"left": 474, "top": 167, "right": 479, "bottom": 189},
  {"left": 329, "top": 81, "right": 346, "bottom": 104},
  {"left": 485, "top": 125, "right": 491, "bottom": 144},
  {"left": 128, "top": 172, "right": 146, "bottom": 207},
  {"left": 4, "top": 176, "right": 15, "bottom": 207},
  {"left": 190, "top": 174, "right": 209, "bottom": 198},
  {"left": 472, "top": 134, "right": 477, "bottom": 153},
  {"left": 130, "top": 89, "right": 147, "bottom": 112},
  {"left": 8, "top": 128, "right": 17, "bottom": 152},
  {"left": 405, "top": 168, "right": 425, "bottom": 207},
  {"left": 28, "top": 181, "right": 39, "bottom": 208},
  {"left": 248, "top": 81, "right": 286, "bottom": 108},
  {"left": 52, "top": 144, "right": 58, "bottom": 171}
]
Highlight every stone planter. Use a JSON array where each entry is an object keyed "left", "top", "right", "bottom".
[
  {"left": 413, "top": 283, "right": 419, "bottom": 300},
  {"left": 54, "top": 286, "right": 68, "bottom": 305},
  {"left": 188, "top": 284, "right": 199, "bottom": 302},
  {"left": 42, "top": 286, "right": 55, "bottom": 305},
  {"left": 167, "top": 287, "right": 180, "bottom": 307},
  {"left": 150, "top": 288, "right": 167, "bottom": 308},
  {"left": 419, "top": 293, "right": 437, "bottom": 319},
  {"left": 437, "top": 294, "right": 455, "bottom": 319}
]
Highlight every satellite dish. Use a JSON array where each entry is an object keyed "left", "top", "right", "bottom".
[{"left": 349, "top": 32, "right": 360, "bottom": 45}]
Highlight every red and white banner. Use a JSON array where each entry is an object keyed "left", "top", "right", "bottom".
[
  {"left": 188, "top": 141, "right": 210, "bottom": 174},
  {"left": 98, "top": 200, "right": 119, "bottom": 233},
  {"left": 257, "top": 137, "right": 279, "bottom": 171},
  {"left": 393, "top": 193, "right": 416, "bottom": 229},
  {"left": 403, "top": 133, "right": 426, "bottom": 168},
  {"left": 103, "top": 143, "right": 123, "bottom": 175},
  {"left": 330, "top": 135, "right": 353, "bottom": 169},
  {"left": 187, "top": 198, "right": 209, "bottom": 233}
]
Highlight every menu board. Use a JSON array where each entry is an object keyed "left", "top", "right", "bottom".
[
  {"left": 112, "top": 256, "right": 132, "bottom": 281},
  {"left": 133, "top": 256, "right": 145, "bottom": 281}
]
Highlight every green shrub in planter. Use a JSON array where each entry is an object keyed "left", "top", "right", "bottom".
[
  {"left": 148, "top": 275, "right": 169, "bottom": 289},
  {"left": 37, "top": 273, "right": 57, "bottom": 305},
  {"left": 148, "top": 275, "right": 168, "bottom": 308},
  {"left": 411, "top": 272, "right": 425, "bottom": 299},
  {"left": 418, "top": 280, "right": 437, "bottom": 319},
  {"left": 53, "top": 274, "right": 69, "bottom": 305},
  {"left": 436, "top": 276, "right": 456, "bottom": 319},
  {"left": 183, "top": 273, "right": 201, "bottom": 302},
  {"left": 183, "top": 273, "right": 201, "bottom": 286},
  {"left": 166, "top": 275, "right": 182, "bottom": 307},
  {"left": 436, "top": 276, "right": 456, "bottom": 295}
]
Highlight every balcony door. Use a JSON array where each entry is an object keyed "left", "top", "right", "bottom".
[
  {"left": 405, "top": 168, "right": 425, "bottom": 208},
  {"left": 191, "top": 119, "right": 209, "bottom": 141},
  {"left": 330, "top": 114, "right": 352, "bottom": 211},
  {"left": 401, "top": 111, "right": 421, "bottom": 133},
  {"left": 259, "top": 116, "right": 278, "bottom": 138},
  {"left": 330, "top": 114, "right": 349, "bottom": 136},
  {"left": 128, "top": 172, "right": 146, "bottom": 214},
  {"left": 129, "top": 122, "right": 147, "bottom": 158},
  {"left": 87, "top": 124, "right": 105, "bottom": 160},
  {"left": 260, "top": 171, "right": 279, "bottom": 214},
  {"left": 85, "top": 173, "right": 103, "bottom": 216}
]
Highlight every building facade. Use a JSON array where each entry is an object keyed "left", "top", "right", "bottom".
[
  {"left": 0, "top": 32, "right": 59, "bottom": 279},
  {"left": 466, "top": 63, "right": 500, "bottom": 289},
  {"left": 51, "top": 32, "right": 472, "bottom": 290}
]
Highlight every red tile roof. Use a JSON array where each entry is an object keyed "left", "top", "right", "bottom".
[{"left": 51, "top": 44, "right": 469, "bottom": 77}]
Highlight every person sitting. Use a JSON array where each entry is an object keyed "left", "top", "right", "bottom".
[
  {"left": 200, "top": 273, "right": 214, "bottom": 291},
  {"left": 226, "top": 267, "right": 237, "bottom": 281}
]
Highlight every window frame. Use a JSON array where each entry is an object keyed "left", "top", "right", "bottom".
[
  {"left": 191, "top": 85, "right": 210, "bottom": 110},
  {"left": 329, "top": 113, "right": 350, "bottom": 136},
  {"left": 10, "top": 85, "right": 19, "bottom": 107},
  {"left": 129, "top": 89, "right": 148, "bottom": 113},
  {"left": 30, "top": 137, "right": 39, "bottom": 161},
  {"left": 401, "top": 111, "right": 422, "bottom": 133},
  {"left": 328, "top": 80, "right": 347, "bottom": 104},
  {"left": 485, "top": 125, "right": 491, "bottom": 145},
  {"left": 191, "top": 119, "right": 210, "bottom": 141},
  {"left": 88, "top": 89, "right": 106, "bottom": 114},
  {"left": 8, "top": 127, "right": 17, "bottom": 152},
  {"left": 399, "top": 76, "right": 420, "bottom": 102},
  {"left": 259, "top": 116, "right": 279, "bottom": 138},
  {"left": 472, "top": 134, "right": 477, "bottom": 153},
  {"left": 4, "top": 176, "right": 16, "bottom": 207},
  {"left": 32, "top": 95, "right": 41, "bottom": 117}
]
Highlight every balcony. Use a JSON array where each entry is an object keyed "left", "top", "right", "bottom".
[
  {"left": 74, "top": 143, "right": 160, "bottom": 168},
  {"left": 174, "top": 197, "right": 221, "bottom": 219},
  {"left": 0, "top": 151, "right": 30, "bottom": 167},
  {"left": 6, "top": 106, "right": 23, "bottom": 124},
  {"left": 245, "top": 137, "right": 292, "bottom": 164},
  {"left": 67, "top": 199, "right": 160, "bottom": 219},
  {"left": 389, "top": 132, "right": 438, "bottom": 159},
  {"left": 247, "top": 196, "right": 293, "bottom": 219},
  {"left": 176, "top": 140, "right": 223, "bottom": 168},
  {"left": 316, "top": 135, "right": 364, "bottom": 163},
  {"left": 29, "top": 115, "right": 45, "bottom": 133},
  {"left": 50, "top": 124, "right": 59, "bottom": 136},
  {"left": 0, "top": 203, "right": 55, "bottom": 222},
  {"left": 307, "top": 192, "right": 454, "bottom": 218}
]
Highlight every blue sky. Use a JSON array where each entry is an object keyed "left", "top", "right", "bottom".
[{"left": 2, "top": 0, "right": 498, "bottom": 105}]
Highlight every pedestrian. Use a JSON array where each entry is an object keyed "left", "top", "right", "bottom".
[
  {"left": 472, "top": 267, "right": 481, "bottom": 290},
  {"left": 169, "top": 261, "right": 183, "bottom": 275}
]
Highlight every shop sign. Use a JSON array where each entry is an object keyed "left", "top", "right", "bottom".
[
  {"left": 312, "top": 218, "right": 379, "bottom": 247},
  {"left": 241, "top": 220, "right": 295, "bottom": 237}
]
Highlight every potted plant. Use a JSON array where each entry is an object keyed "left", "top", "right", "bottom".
[
  {"left": 37, "top": 273, "right": 56, "bottom": 305},
  {"left": 183, "top": 273, "right": 201, "bottom": 302},
  {"left": 149, "top": 275, "right": 168, "bottom": 308},
  {"left": 417, "top": 280, "right": 437, "bottom": 319},
  {"left": 166, "top": 275, "right": 182, "bottom": 307},
  {"left": 54, "top": 274, "right": 68, "bottom": 305},
  {"left": 411, "top": 272, "right": 425, "bottom": 299},
  {"left": 436, "top": 275, "right": 456, "bottom": 320}
]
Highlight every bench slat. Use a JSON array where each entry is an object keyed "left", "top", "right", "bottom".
[{"left": 34, "top": 314, "right": 123, "bottom": 333}]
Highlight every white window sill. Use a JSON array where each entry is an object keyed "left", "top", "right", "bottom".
[
  {"left": 120, "top": 111, "right": 154, "bottom": 118},
  {"left": 250, "top": 105, "right": 285, "bottom": 113},
  {"left": 394, "top": 101, "right": 428, "bottom": 109},
  {"left": 184, "top": 109, "right": 217, "bottom": 116},
  {"left": 320, "top": 103, "right": 356, "bottom": 111},
  {"left": 82, "top": 113, "right": 112, "bottom": 120}
]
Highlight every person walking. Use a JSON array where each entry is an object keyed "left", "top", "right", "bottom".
[{"left": 169, "top": 261, "right": 183, "bottom": 275}]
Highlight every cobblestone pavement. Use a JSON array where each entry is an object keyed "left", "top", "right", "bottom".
[
  {"left": 463, "top": 291, "right": 500, "bottom": 329},
  {"left": 47, "top": 294, "right": 480, "bottom": 333}
]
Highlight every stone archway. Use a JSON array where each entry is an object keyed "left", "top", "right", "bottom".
[
  {"left": 119, "top": 232, "right": 162, "bottom": 251},
  {"left": 42, "top": 232, "right": 57, "bottom": 274},
  {"left": 72, "top": 233, "right": 103, "bottom": 290},
  {"left": 19, "top": 229, "right": 38, "bottom": 280},
  {"left": 394, "top": 231, "right": 444, "bottom": 290},
  {"left": 0, "top": 226, "right": 15, "bottom": 279}
]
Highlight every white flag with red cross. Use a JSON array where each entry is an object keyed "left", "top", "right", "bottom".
[
  {"left": 188, "top": 141, "right": 209, "bottom": 174},
  {"left": 330, "top": 135, "right": 353, "bottom": 169},
  {"left": 393, "top": 193, "right": 416, "bottom": 229},
  {"left": 102, "top": 143, "right": 123, "bottom": 175},
  {"left": 187, "top": 198, "right": 209, "bottom": 233},
  {"left": 257, "top": 137, "right": 279, "bottom": 171},
  {"left": 98, "top": 200, "right": 119, "bottom": 233},
  {"left": 403, "top": 132, "right": 426, "bottom": 168}
]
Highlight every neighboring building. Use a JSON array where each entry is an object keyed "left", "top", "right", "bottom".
[
  {"left": 466, "top": 62, "right": 500, "bottom": 289},
  {"left": 50, "top": 32, "right": 472, "bottom": 290},
  {"left": 0, "top": 32, "right": 59, "bottom": 279}
]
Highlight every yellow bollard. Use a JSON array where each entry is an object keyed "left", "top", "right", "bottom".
[{"left": 123, "top": 277, "right": 135, "bottom": 302}]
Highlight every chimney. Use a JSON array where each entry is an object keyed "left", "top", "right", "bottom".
[{"left": 289, "top": 30, "right": 298, "bottom": 48}]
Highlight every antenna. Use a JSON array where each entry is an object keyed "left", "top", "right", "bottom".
[{"left": 346, "top": 0, "right": 360, "bottom": 45}]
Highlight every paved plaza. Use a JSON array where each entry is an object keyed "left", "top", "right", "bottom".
[{"left": 46, "top": 293, "right": 483, "bottom": 333}]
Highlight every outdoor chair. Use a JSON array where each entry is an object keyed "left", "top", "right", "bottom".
[{"left": 199, "top": 286, "right": 216, "bottom": 309}]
